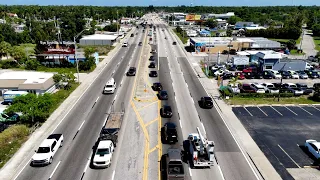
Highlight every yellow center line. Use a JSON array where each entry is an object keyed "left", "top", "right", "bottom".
[
  {"left": 148, "top": 145, "right": 159, "bottom": 154},
  {"left": 137, "top": 100, "right": 159, "bottom": 111},
  {"left": 145, "top": 117, "right": 159, "bottom": 127},
  {"left": 157, "top": 100, "right": 162, "bottom": 180}
]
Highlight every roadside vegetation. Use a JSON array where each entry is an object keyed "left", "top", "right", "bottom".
[
  {"left": 0, "top": 71, "right": 78, "bottom": 167},
  {"left": 313, "top": 37, "right": 320, "bottom": 51},
  {"left": 173, "top": 27, "right": 188, "bottom": 44}
]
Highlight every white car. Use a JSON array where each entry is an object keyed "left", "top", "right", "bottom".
[
  {"left": 251, "top": 83, "right": 265, "bottom": 93},
  {"left": 213, "top": 69, "right": 229, "bottom": 76},
  {"left": 122, "top": 42, "right": 128, "bottom": 47},
  {"left": 270, "top": 71, "right": 281, "bottom": 79},
  {"left": 92, "top": 140, "right": 114, "bottom": 168},
  {"left": 227, "top": 84, "right": 240, "bottom": 94},
  {"left": 103, "top": 78, "right": 116, "bottom": 94},
  {"left": 261, "top": 83, "right": 279, "bottom": 93},
  {"left": 290, "top": 72, "right": 299, "bottom": 79},
  {"left": 305, "top": 140, "right": 320, "bottom": 159},
  {"left": 31, "top": 134, "right": 64, "bottom": 166}
]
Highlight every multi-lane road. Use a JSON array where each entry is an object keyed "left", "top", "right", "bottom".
[{"left": 11, "top": 14, "right": 262, "bottom": 180}]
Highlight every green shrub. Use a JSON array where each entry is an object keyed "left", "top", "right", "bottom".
[
  {"left": 0, "top": 125, "right": 29, "bottom": 168},
  {"left": 0, "top": 60, "right": 19, "bottom": 69}
]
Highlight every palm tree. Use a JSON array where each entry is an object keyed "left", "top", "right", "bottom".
[{"left": 0, "top": 41, "right": 12, "bottom": 59}]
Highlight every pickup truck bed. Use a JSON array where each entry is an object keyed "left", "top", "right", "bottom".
[{"left": 47, "top": 134, "right": 63, "bottom": 141}]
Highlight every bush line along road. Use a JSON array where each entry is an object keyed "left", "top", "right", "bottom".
[{"left": 2, "top": 14, "right": 282, "bottom": 180}]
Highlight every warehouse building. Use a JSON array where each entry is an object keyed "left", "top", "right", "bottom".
[
  {"left": 79, "top": 34, "right": 118, "bottom": 46},
  {"left": 0, "top": 71, "right": 56, "bottom": 97}
]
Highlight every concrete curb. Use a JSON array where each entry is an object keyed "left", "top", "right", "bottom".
[{"left": 0, "top": 28, "right": 135, "bottom": 180}]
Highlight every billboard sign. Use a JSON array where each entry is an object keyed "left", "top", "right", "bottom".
[
  {"left": 186, "top": 14, "right": 205, "bottom": 22},
  {"left": 186, "top": 14, "right": 195, "bottom": 21}
]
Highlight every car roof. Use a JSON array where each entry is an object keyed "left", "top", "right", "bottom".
[
  {"left": 263, "top": 83, "right": 273, "bottom": 85},
  {"left": 106, "top": 78, "right": 114, "bottom": 85},
  {"left": 163, "top": 105, "right": 171, "bottom": 108},
  {"left": 98, "top": 140, "right": 112, "bottom": 148},
  {"left": 203, "top": 96, "right": 212, "bottom": 100},
  {"left": 286, "top": 83, "right": 296, "bottom": 85},
  {"left": 40, "top": 139, "right": 56, "bottom": 147},
  {"left": 154, "top": 82, "right": 161, "bottom": 85},
  {"left": 165, "top": 122, "right": 176, "bottom": 128},
  {"left": 311, "top": 142, "right": 320, "bottom": 149}
]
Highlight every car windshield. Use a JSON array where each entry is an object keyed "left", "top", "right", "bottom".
[
  {"left": 106, "top": 85, "right": 113, "bottom": 88},
  {"left": 97, "top": 148, "right": 110, "bottom": 155},
  {"left": 37, "top": 147, "right": 50, "bottom": 153}
]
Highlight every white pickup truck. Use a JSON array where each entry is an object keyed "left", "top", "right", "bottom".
[{"left": 31, "top": 134, "right": 64, "bottom": 166}]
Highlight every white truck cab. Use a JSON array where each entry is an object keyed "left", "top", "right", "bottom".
[
  {"left": 103, "top": 78, "right": 116, "bottom": 94},
  {"left": 31, "top": 134, "right": 63, "bottom": 166},
  {"left": 92, "top": 140, "right": 114, "bottom": 168}
]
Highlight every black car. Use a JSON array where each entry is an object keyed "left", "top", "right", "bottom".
[
  {"left": 244, "top": 72, "right": 255, "bottom": 79},
  {"left": 160, "top": 105, "right": 173, "bottom": 118},
  {"left": 162, "top": 122, "right": 178, "bottom": 144},
  {"left": 152, "top": 82, "right": 162, "bottom": 91},
  {"left": 138, "top": 42, "right": 143, "bottom": 46},
  {"left": 149, "top": 71, "right": 158, "bottom": 77},
  {"left": 253, "top": 72, "right": 263, "bottom": 79},
  {"left": 296, "top": 83, "right": 313, "bottom": 95},
  {"left": 130, "top": 34, "right": 134, "bottom": 37},
  {"left": 309, "top": 72, "right": 319, "bottom": 79},
  {"left": 200, "top": 96, "right": 213, "bottom": 109},
  {"left": 172, "top": 42, "right": 177, "bottom": 45},
  {"left": 262, "top": 71, "right": 273, "bottom": 79},
  {"left": 126, "top": 67, "right": 136, "bottom": 76},
  {"left": 149, "top": 56, "right": 155, "bottom": 61},
  {"left": 280, "top": 71, "right": 291, "bottom": 79},
  {"left": 158, "top": 90, "right": 168, "bottom": 100},
  {"left": 148, "top": 62, "right": 156, "bottom": 68},
  {"left": 222, "top": 72, "right": 233, "bottom": 80}
]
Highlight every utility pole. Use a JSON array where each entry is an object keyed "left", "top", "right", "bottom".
[
  {"left": 277, "top": 63, "right": 286, "bottom": 102},
  {"left": 226, "top": 39, "right": 232, "bottom": 62},
  {"left": 74, "top": 29, "right": 86, "bottom": 83}
]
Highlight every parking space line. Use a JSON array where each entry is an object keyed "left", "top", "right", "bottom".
[
  {"left": 284, "top": 106, "right": 298, "bottom": 116},
  {"left": 270, "top": 106, "right": 283, "bottom": 116},
  {"left": 257, "top": 106, "right": 268, "bottom": 116},
  {"left": 312, "top": 105, "right": 320, "bottom": 112},
  {"left": 298, "top": 106, "right": 313, "bottom": 115},
  {"left": 278, "top": 144, "right": 301, "bottom": 168},
  {"left": 243, "top": 107, "right": 253, "bottom": 116}
]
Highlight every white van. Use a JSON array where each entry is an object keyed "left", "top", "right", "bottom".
[{"left": 103, "top": 78, "right": 116, "bottom": 94}]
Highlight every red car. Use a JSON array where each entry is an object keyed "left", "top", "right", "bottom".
[
  {"left": 239, "top": 84, "right": 256, "bottom": 93},
  {"left": 242, "top": 67, "right": 257, "bottom": 73},
  {"left": 234, "top": 72, "right": 245, "bottom": 80}
]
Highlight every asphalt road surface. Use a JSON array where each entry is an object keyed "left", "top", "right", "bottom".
[
  {"left": 155, "top": 18, "right": 260, "bottom": 180},
  {"left": 15, "top": 28, "right": 144, "bottom": 180}
]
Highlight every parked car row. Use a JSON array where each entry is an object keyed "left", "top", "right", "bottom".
[
  {"left": 213, "top": 67, "right": 320, "bottom": 80},
  {"left": 227, "top": 82, "right": 314, "bottom": 96}
]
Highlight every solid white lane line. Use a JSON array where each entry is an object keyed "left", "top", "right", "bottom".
[
  {"left": 13, "top": 160, "right": 31, "bottom": 180},
  {"left": 111, "top": 170, "right": 116, "bottom": 180},
  {"left": 270, "top": 106, "right": 283, "bottom": 116},
  {"left": 188, "top": 167, "right": 192, "bottom": 176},
  {"left": 83, "top": 158, "right": 91, "bottom": 173},
  {"left": 201, "top": 122, "right": 206, "bottom": 135},
  {"left": 78, "top": 120, "right": 86, "bottom": 131},
  {"left": 179, "top": 120, "right": 182, "bottom": 129},
  {"left": 243, "top": 107, "right": 253, "bottom": 116},
  {"left": 298, "top": 106, "right": 313, "bottom": 115},
  {"left": 278, "top": 144, "right": 301, "bottom": 168},
  {"left": 191, "top": 97, "right": 194, "bottom": 104},
  {"left": 95, "top": 96, "right": 100, "bottom": 103},
  {"left": 285, "top": 106, "right": 298, "bottom": 116},
  {"left": 185, "top": 82, "right": 188, "bottom": 87},
  {"left": 257, "top": 106, "right": 268, "bottom": 116},
  {"left": 217, "top": 165, "right": 226, "bottom": 180},
  {"left": 49, "top": 161, "right": 61, "bottom": 179}
]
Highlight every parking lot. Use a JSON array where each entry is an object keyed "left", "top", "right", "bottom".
[{"left": 233, "top": 105, "right": 320, "bottom": 180}]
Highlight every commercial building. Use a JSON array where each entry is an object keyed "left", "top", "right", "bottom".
[
  {"left": 189, "top": 37, "right": 281, "bottom": 54},
  {"left": 207, "top": 12, "right": 235, "bottom": 19},
  {"left": 80, "top": 34, "right": 118, "bottom": 46},
  {"left": 0, "top": 71, "right": 56, "bottom": 96}
]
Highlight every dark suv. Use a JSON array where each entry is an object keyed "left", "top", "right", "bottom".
[
  {"left": 149, "top": 56, "right": 155, "bottom": 61},
  {"left": 172, "top": 42, "right": 177, "bottom": 45},
  {"left": 152, "top": 82, "right": 162, "bottom": 91},
  {"left": 158, "top": 90, "right": 168, "bottom": 100},
  {"left": 200, "top": 97, "right": 213, "bottom": 109},
  {"left": 138, "top": 42, "right": 142, "bottom": 46},
  {"left": 162, "top": 122, "right": 178, "bottom": 144},
  {"left": 126, "top": 67, "right": 136, "bottom": 76},
  {"left": 149, "top": 62, "right": 156, "bottom": 68},
  {"left": 149, "top": 71, "right": 158, "bottom": 77},
  {"left": 160, "top": 105, "right": 173, "bottom": 118}
]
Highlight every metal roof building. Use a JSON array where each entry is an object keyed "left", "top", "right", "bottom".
[
  {"left": 80, "top": 34, "right": 118, "bottom": 46},
  {"left": 0, "top": 71, "right": 56, "bottom": 96}
]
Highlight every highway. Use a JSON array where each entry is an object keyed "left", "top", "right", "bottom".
[
  {"left": 15, "top": 27, "right": 145, "bottom": 180},
  {"left": 155, "top": 17, "right": 260, "bottom": 180}
]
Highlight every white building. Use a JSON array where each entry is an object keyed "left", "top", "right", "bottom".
[
  {"left": 0, "top": 71, "right": 56, "bottom": 96},
  {"left": 207, "top": 12, "right": 235, "bottom": 19},
  {"left": 80, "top": 34, "right": 119, "bottom": 46}
]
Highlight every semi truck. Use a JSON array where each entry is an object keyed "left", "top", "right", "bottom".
[{"left": 184, "top": 127, "right": 215, "bottom": 168}]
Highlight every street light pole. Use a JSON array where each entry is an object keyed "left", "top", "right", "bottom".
[
  {"left": 226, "top": 39, "right": 232, "bottom": 62},
  {"left": 74, "top": 29, "right": 87, "bottom": 83},
  {"left": 277, "top": 63, "right": 286, "bottom": 102}
]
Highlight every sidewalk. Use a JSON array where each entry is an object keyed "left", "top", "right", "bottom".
[
  {"left": 169, "top": 28, "right": 282, "bottom": 180},
  {"left": 0, "top": 29, "right": 134, "bottom": 180}
]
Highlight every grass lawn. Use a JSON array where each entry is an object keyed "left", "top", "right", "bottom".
[
  {"left": 269, "top": 38, "right": 301, "bottom": 45},
  {"left": 36, "top": 66, "right": 77, "bottom": 73},
  {"left": 313, "top": 36, "right": 320, "bottom": 51},
  {"left": 290, "top": 49, "right": 305, "bottom": 55},
  {"left": 225, "top": 96, "right": 318, "bottom": 105},
  {"left": 173, "top": 29, "right": 188, "bottom": 44}
]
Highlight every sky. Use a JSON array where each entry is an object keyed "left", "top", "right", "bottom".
[{"left": 0, "top": 0, "right": 319, "bottom": 6}]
